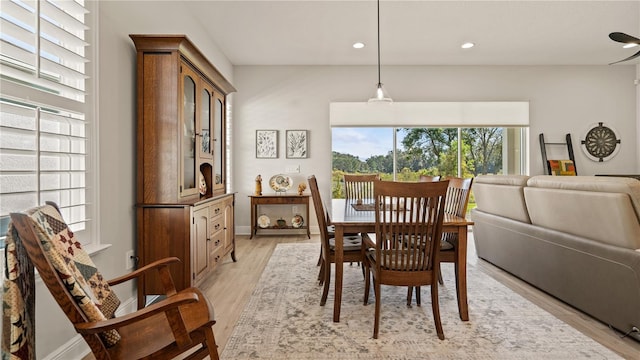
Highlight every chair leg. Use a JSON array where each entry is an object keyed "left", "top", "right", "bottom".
[
  {"left": 318, "top": 262, "right": 325, "bottom": 285},
  {"left": 431, "top": 282, "right": 445, "bottom": 340},
  {"left": 407, "top": 286, "right": 422, "bottom": 306},
  {"left": 317, "top": 249, "right": 322, "bottom": 266},
  {"left": 373, "top": 278, "right": 382, "bottom": 339},
  {"left": 438, "top": 263, "right": 444, "bottom": 285},
  {"left": 363, "top": 262, "right": 371, "bottom": 305},
  {"left": 204, "top": 326, "right": 220, "bottom": 360},
  {"left": 320, "top": 261, "right": 331, "bottom": 306}
]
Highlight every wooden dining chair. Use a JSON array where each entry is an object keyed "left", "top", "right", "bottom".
[
  {"left": 362, "top": 179, "right": 449, "bottom": 339},
  {"left": 438, "top": 177, "right": 474, "bottom": 281},
  {"left": 408, "top": 177, "right": 474, "bottom": 304},
  {"left": 343, "top": 174, "right": 380, "bottom": 200},
  {"left": 6, "top": 202, "right": 220, "bottom": 360},
  {"left": 308, "top": 175, "right": 364, "bottom": 306}
]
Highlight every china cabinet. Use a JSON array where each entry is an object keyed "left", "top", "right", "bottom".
[{"left": 130, "top": 35, "right": 236, "bottom": 308}]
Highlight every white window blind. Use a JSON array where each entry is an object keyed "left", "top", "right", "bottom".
[{"left": 0, "top": 0, "right": 91, "bottom": 244}]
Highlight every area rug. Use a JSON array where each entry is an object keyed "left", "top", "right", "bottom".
[{"left": 221, "top": 243, "right": 621, "bottom": 359}]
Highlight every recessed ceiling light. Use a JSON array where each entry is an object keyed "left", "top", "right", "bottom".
[
  {"left": 623, "top": 43, "right": 639, "bottom": 49},
  {"left": 461, "top": 42, "right": 475, "bottom": 49},
  {"left": 353, "top": 42, "right": 365, "bottom": 49}
]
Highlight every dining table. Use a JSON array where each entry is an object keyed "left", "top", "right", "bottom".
[{"left": 328, "top": 198, "right": 474, "bottom": 323}]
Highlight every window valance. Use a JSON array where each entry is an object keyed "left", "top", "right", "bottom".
[{"left": 329, "top": 102, "right": 529, "bottom": 127}]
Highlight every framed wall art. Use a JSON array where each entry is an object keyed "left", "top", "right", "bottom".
[
  {"left": 580, "top": 122, "right": 621, "bottom": 162},
  {"left": 286, "top": 130, "right": 308, "bottom": 158},
  {"left": 256, "top": 130, "right": 278, "bottom": 158}
]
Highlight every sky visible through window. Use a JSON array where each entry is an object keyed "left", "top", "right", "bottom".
[{"left": 332, "top": 127, "right": 405, "bottom": 160}]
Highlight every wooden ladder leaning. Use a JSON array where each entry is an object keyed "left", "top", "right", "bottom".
[{"left": 539, "top": 133, "right": 577, "bottom": 175}]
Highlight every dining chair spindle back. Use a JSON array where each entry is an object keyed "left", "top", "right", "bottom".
[
  {"left": 362, "top": 179, "right": 449, "bottom": 339},
  {"left": 343, "top": 174, "right": 379, "bottom": 200}
]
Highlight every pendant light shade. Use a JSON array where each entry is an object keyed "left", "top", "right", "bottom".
[{"left": 368, "top": 0, "right": 392, "bottom": 103}]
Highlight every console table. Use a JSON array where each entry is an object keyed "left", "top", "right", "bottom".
[{"left": 249, "top": 194, "right": 311, "bottom": 239}]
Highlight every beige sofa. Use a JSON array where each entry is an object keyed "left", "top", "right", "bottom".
[{"left": 471, "top": 175, "right": 640, "bottom": 340}]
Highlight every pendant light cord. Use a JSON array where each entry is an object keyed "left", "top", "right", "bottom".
[{"left": 377, "top": 0, "right": 381, "bottom": 85}]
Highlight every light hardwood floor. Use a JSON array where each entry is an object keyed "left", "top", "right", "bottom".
[{"left": 85, "top": 232, "right": 640, "bottom": 359}]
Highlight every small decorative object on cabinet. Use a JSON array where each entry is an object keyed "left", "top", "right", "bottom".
[
  {"left": 255, "top": 174, "right": 263, "bottom": 196},
  {"left": 269, "top": 174, "right": 293, "bottom": 192},
  {"left": 131, "top": 34, "right": 237, "bottom": 309},
  {"left": 258, "top": 214, "right": 271, "bottom": 228},
  {"left": 292, "top": 214, "right": 304, "bottom": 228},
  {"left": 297, "top": 182, "right": 307, "bottom": 195}
]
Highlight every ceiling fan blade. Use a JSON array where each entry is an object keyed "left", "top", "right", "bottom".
[
  {"left": 609, "top": 32, "right": 640, "bottom": 44},
  {"left": 609, "top": 48, "right": 640, "bottom": 65}
]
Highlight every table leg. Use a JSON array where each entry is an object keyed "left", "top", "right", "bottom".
[
  {"left": 455, "top": 225, "right": 469, "bottom": 321},
  {"left": 333, "top": 226, "right": 344, "bottom": 322},
  {"left": 250, "top": 202, "right": 256, "bottom": 239},
  {"left": 305, "top": 199, "right": 311, "bottom": 239}
]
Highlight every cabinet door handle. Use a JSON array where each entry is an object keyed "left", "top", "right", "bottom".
[{"left": 207, "top": 237, "right": 211, "bottom": 242}]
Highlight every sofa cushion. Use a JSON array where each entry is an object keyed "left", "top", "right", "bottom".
[
  {"left": 527, "top": 175, "right": 640, "bottom": 221},
  {"left": 525, "top": 176, "right": 640, "bottom": 250},
  {"left": 473, "top": 175, "right": 531, "bottom": 223}
]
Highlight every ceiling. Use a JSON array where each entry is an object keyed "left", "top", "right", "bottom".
[{"left": 186, "top": 0, "right": 640, "bottom": 66}]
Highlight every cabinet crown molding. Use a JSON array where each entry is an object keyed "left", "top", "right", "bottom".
[{"left": 130, "top": 34, "right": 236, "bottom": 95}]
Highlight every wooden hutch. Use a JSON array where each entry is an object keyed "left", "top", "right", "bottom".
[{"left": 130, "top": 35, "right": 236, "bottom": 308}]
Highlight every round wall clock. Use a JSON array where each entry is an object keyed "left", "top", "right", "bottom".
[{"left": 580, "top": 122, "right": 621, "bottom": 162}]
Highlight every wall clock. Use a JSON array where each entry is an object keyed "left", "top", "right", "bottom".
[{"left": 580, "top": 122, "right": 621, "bottom": 162}]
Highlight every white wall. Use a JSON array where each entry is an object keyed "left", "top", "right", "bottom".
[{"left": 232, "top": 65, "right": 637, "bottom": 234}]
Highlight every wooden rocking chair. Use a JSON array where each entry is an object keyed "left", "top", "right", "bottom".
[{"left": 7, "top": 202, "right": 219, "bottom": 360}]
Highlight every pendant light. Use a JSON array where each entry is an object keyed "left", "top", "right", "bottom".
[{"left": 368, "top": 0, "right": 392, "bottom": 103}]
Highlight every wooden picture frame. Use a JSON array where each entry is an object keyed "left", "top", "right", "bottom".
[
  {"left": 286, "top": 130, "right": 308, "bottom": 159},
  {"left": 256, "top": 130, "right": 278, "bottom": 158}
]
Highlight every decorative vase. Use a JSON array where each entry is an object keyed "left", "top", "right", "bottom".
[
  {"left": 198, "top": 171, "right": 207, "bottom": 196},
  {"left": 277, "top": 218, "right": 287, "bottom": 228},
  {"left": 255, "top": 175, "right": 262, "bottom": 196}
]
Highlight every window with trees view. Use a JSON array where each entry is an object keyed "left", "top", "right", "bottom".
[{"left": 331, "top": 127, "right": 528, "bottom": 202}]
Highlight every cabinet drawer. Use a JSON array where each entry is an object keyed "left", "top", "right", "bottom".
[
  {"left": 210, "top": 215, "right": 224, "bottom": 234},
  {"left": 209, "top": 245, "right": 224, "bottom": 268},
  {"left": 210, "top": 203, "right": 224, "bottom": 217},
  {"left": 210, "top": 231, "right": 224, "bottom": 251}
]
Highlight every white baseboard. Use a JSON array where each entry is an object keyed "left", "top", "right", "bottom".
[{"left": 43, "top": 296, "right": 138, "bottom": 360}]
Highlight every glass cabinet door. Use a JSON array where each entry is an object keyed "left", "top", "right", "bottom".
[
  {"left": 213, "top": 93, "right": 225, "bottom": 191},
  {"left": 181, "top": 64, "right": 198, "bottom": 197},
  {"left": 200, "top": 84, "right": 213, "bottom": 159}
]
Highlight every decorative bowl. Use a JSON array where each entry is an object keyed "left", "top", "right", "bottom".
[
  {"left": 269, "top": 174, "right": 293, "bottom": 192},
  {"left": 257, "top": 215, "right": 271, "bottom": 229},
  {"left": 291, "top": 215, "right": 304, "bottom": 228}
]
